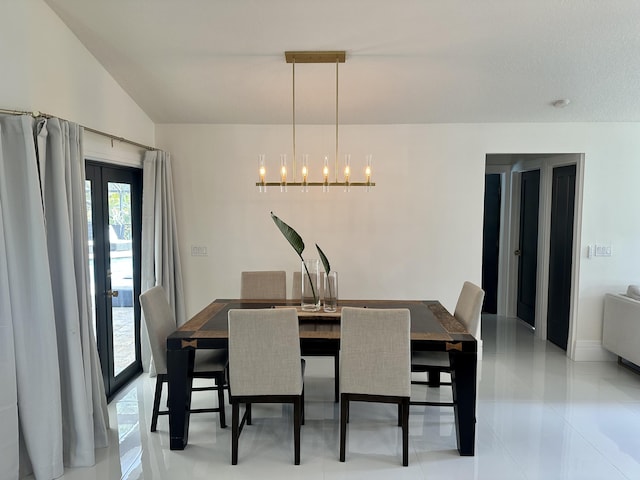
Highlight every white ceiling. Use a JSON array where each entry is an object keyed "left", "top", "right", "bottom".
[{"left": 45, "top": 0, "right": 640, "bottom": 125}]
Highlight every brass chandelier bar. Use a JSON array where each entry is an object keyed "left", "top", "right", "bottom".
[{"left": 257, "top": 51, "right": 375, "bottom": 191}]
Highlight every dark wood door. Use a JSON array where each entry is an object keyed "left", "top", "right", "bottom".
[
  {"left": 516, "top": 170, "right": 540, "bottom": 327},
  {"left": 482, "top": 174, "right": 501, "bottom": 313},
  {"left": 547, "top": 164, "right": 576, "bottom": 350}
]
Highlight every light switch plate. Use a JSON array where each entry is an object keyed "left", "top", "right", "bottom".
[
  {"left": 191, "top": 245, "right": 208, "bottom": 256},
  {"left": 593, "top": 242, "right": 612, "bottom": 257}
]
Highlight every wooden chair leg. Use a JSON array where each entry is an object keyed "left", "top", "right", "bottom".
[
  {"left": 215, "top": 372, "right": 227, "bottom": 428},
  {"left": 150, "top": 375, "right": 164, "bottom": 432},
  {"left": 402, "top": 398, "right": 409, "bottom": 466},
  {"left": 231, "top": 402, "right": 239, "bottom": 465},
  {"left": 294, "top": 398, "right": 301, "bottom": 465},
  {"left": 339, "top": 394, "right": 348, "bottom": 462},
  {"left": 333, "top": 351, "right": 339, "bottom": 403},
  {"left": 301, "top": 387, "right": 305, "bottom": 425},
  {"left": 428, "top": 369, "right": 441, "bottom": 387}
]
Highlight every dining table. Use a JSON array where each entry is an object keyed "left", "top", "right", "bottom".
[{"left": 166, "top": 299, "right": 477, "bottom": 456}]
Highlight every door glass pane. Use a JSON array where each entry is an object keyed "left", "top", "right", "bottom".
[
  {"left": 86, "top": 179, "right": 97, "bottom": 338},
  {"left": 109, "top": 181, "right": 135, "bottom": 377}
]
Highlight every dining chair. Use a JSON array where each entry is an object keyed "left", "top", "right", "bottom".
[
  {"left": 292, "top": 270, "right": 339, "bottom": 403},
  {"left": 240, "top": 270, "right": 287, "bottom": 299},
  {"left": 410, "top": 281, "right": 484, "bottom": 406},
  {"left": 227, "top": 308, "right": 305, "bottom": 465},
  {"left": 339, "top": 307, "right": 411, "bottom": 466},
  {"left": 139, "top": 286, "right": 228, "bottom": 431}
]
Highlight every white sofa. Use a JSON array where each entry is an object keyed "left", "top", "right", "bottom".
[{"left": 602, "top": 292, "right": 640, "bottom": 367}]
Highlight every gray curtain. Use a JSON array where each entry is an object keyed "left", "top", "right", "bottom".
[
  {"left": 141, "top": 150, "right": 185, "bottom": 373},
  {"left": 0, "top": 115, "right": 109, "bottom": 480}
]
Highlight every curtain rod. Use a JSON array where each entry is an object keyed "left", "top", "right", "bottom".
[{"left": 0, "top": 107, "right": 157, "bottom": 151}]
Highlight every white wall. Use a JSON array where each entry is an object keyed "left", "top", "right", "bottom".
[
  {"left": 156, "top": 124, "right": 486, "bottom": 316},
  {"left": 156, "top": 122, "right": 640, "bottom": 360},
  {"left": 0, "top": 0, "right": 155, "bottom": 146}
]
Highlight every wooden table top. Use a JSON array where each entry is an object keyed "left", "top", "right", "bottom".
[{"left": 167, "top": 299, "right": 476, "bottom": 353}]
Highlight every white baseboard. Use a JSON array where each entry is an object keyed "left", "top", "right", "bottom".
[{"left": 572, "top": 340, "right": 617, "bottom": 361}]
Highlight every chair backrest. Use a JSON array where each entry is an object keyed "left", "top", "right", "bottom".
[
  {"left": 291, "top": 270, "right": 325, "bottom": 300},
  {"left": 340, "top": 307, "right": 411, "bottom": 397},
  {"left": 453, "top": 281, "right": 485, "bottom": 339},
  {"left": 240, "top": 270, "right": 287, "bottom": 299},
  {"left": 139, "top": 285, "right": 175, "bottom": 374},
  {"left": 228, "top": 308, "right": 302, "bottom": 396}
]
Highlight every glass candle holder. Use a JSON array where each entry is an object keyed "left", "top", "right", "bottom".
[
  {"left": 258, "top": 154, "right": 266, "bottom": 193},
  {"left": 280, "top": 154, "right": 287, "bottom": 192},
  {"left": 344, "top": 154, "right": 351, "bottom": 192},
  {"left": 365, "top": 154, "right": 372, "bottom": 192},
  {"left": 301, "top": 154, "right": 309, "bottom": 192},
  {"left": 323, "top": 156, "right": 330, "bottom": 192}
]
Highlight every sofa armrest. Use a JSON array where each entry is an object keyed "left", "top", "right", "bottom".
[{"left": 602, "top": 293, "right": 640, "bottom": 366}]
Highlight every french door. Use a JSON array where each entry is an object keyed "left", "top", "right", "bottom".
[{"left": 86, "top": 162, "right": 142, "bottom": 400}]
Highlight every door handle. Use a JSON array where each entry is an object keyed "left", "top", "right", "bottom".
[
  {"left": 106, "top": 289, "right": 119, "bottom": 298},
  {"left": 514, "top": 249, "right": 522, "bottom": 256}
]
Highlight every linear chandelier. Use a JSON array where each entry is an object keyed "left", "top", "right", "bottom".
[{"left": 257, "top": 51, "right": 375, "bottom": 192}]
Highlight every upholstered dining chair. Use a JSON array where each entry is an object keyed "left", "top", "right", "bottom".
[
  {"left": 292, "top": 270, "right": 339, "bottom": 403},
  {"left": 227, "top": 308, "right": 305, "bottom": 465},
  {"left": 410, "top": 281, "right": 484, "bottom": 406},
  {"left": 339, "top": 307, "right": 411, "bottom": 466},
  {"left": 139, "top": 286, "right": 227, "bottom": 431},
  {"left": 240, "top": 270, "right": 286, "bottom": 300}
]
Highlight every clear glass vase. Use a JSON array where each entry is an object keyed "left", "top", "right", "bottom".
[
  {"left": 301, "top": 259, "right": 321, "bottom": 311},
  {"left": 323, "top": 271, "right": 338, "bottom": 312}
]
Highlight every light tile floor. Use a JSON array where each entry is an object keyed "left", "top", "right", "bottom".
[{"left": 53, "top": 315, "right": 640, "bottom": 480}]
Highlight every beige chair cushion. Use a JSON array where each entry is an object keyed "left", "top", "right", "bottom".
[
  {"left": 228, "top": 308, "right": 303, "bottom": 396},
  {"left": 454, "top": 281, "right": 485, "bottom": 339},
  {"left": 241, "top": 271, "right": 287, "bottom": 299},
  {"left": 340, "top": 307, "right": 411, "bottom": 397},
  {"left": 140, "top": 286, "right": 177, "bottom": 375}
]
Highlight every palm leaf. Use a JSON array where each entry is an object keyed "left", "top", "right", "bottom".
[
  {"left": 270, "top": 211, "right": 305, "bottom": 257},
  {"left": 316, "top": 244, "right": 331, "bottom": 274}
]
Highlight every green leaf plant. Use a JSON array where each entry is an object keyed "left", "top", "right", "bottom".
[
  {"left": 315, "top": 243, "right": 333, "bottom": 300},
  {"left": 270, "top": 212, "right": 332, "bottom": 305}
]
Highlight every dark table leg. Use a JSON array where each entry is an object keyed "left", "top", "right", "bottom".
[
  {"left": 168, "top": 348, "right": 194, "bottom": 450},
  {"left": 450, "top": 350, "right": 477, "bottom": 456}
]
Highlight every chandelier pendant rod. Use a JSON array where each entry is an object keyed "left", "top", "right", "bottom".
[
  {"left": 292, "top": 57, "right": 296, "bottom": 183},
  {"left": 335, "top": 57, "right": 339, "bottom": 184}
]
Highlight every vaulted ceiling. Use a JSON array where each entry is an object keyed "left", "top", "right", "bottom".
[{"left": 45, "top": 0, "right": 640, "bottom": 125}]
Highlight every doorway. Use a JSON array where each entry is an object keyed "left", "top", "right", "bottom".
[
  {"left": 482, "top": 174, "right": 501, "bottom": 313},
  {"left": 516, "top": 169, "right": 540, "bottom": 328},
  {"left": 86, "top": 162, "right": 143, "bottom": 399},
  {"left": 547, "top": 164, "right": 576, "bottom": 350},
  {"left": 484, "top": 153, "right": 582, "bottom": 357}
]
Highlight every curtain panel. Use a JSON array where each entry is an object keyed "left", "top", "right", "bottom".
[
  {"left": 140, "top": 150, "right": 185, "bottom": 373},
  {"left": 0, "top": 115, "right": 109, "bottom": 480}
]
